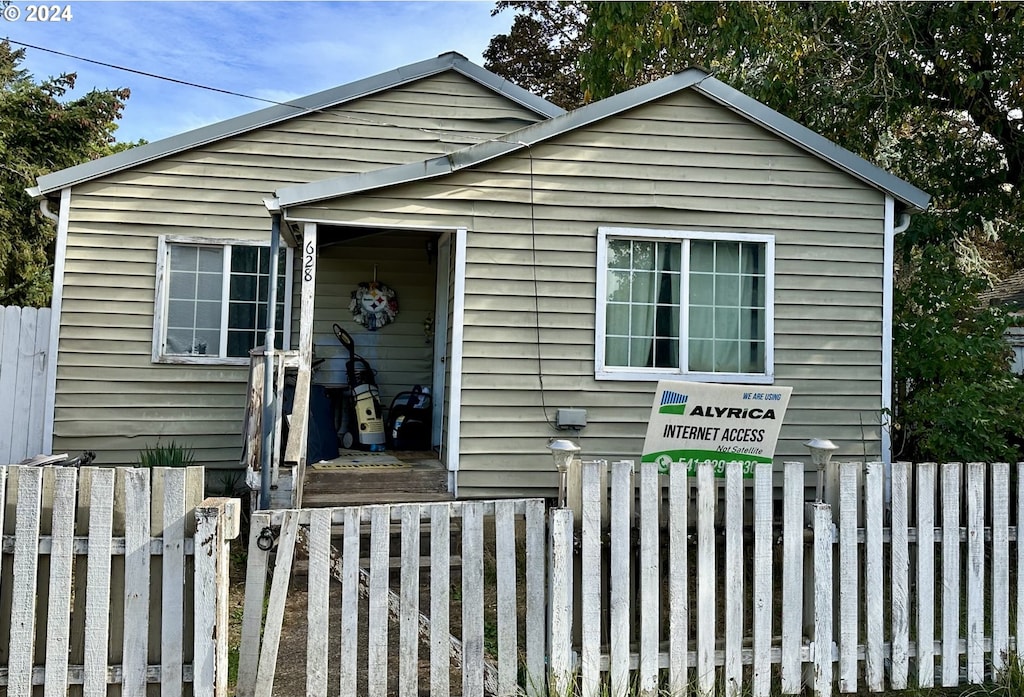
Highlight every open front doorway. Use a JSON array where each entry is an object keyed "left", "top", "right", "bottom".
[{"left": 303, "top": 225, "right": 448, "bottom": 463}]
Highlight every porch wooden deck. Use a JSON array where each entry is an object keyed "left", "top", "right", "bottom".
[{"left": 301, "top": 450, "right": 451, "bottom": 507}]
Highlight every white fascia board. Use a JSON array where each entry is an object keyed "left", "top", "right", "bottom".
[
  {"left": 881, "top": 196, "right": 896, "bottom": 466},
  {"left": 43, "top": 187, "right": 71, "bottom": 453}
]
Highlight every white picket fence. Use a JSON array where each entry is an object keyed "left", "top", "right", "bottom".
[
  {"left": 0, "top": 306, "right": 52, "bottom": 463},
  {"left": 0, "top": 465, "right": 241, "bottom": 696},
  {"left": 239, "top": 459, "right": 1024, "bottom": 696}
]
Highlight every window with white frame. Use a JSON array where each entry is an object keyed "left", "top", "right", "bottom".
[
  {"left": 596, "top": 227, "right": 774, "bottom": 382},
  {"left": 154, "top": 237, "right": 292, "bottom": 364}
]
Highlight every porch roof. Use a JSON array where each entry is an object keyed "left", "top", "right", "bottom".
[{"left": 273, "top": 67, "right": 931, "bottom": 213}]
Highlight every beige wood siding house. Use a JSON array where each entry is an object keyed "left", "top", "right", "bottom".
[
  {"left": 273, "top": 68, "right": 929, "bottom": 499},
  {"left": 30, "top": 53, "right": 562, "bottom": 471},
  {"left": 33, "top": 56, "right": 928, "bottom": 500}
]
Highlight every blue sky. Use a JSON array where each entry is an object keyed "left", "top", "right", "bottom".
[{"left": 2, "top": 1, "right": 515, "bottom": 143}]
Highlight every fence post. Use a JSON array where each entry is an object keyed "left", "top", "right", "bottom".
[
  {"left": 193, "top": 497, "right": 241, "bottom": 697},
  {"left": 549, "top": 506, "right": 574, "bottom": 697},
  {"left": 812, "top": 502, "right": 834, "bottom": 697}
]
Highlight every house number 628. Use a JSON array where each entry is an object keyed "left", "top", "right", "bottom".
[{"left": 303, "top": 240, "right": 315, "bottom": 282}]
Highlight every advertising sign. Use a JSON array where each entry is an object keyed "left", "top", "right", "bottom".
[{"left": 641, "top": 380, "right": 792, "bottom": 477}]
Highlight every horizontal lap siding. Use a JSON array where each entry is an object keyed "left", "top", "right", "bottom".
[
  {"left": 297, "top": 89, "right": 887, "bottom": 498},
  {"left": 53, "top": 74, "right": 546, "bottom": 469}
]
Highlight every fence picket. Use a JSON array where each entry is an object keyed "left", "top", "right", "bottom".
[
  {"left": 524, "top": 497, "right": 546, "bottom": 697},
  {"left": 495, "top": 500, "right": 518, "bottom": 697},
  {"left": 724, "top": 461, "right": 743, "bottom": 697},
  {"left": 890, "top": 461, "right": 910, "bottom": 690},
  {"left": 941, "top": 462, "right": 962, "bottom": 687},
  {"left": 399, "top": 505, "right": 421, "bottom": 697},
  {"left": 161, "top": 467, "right": 187, "bottom": 696},
  {"left": 813, "top": 502, "right": 833, "bottom": 697},
  {"left": 1017, "top": 463, "right": 1024, "bottom": 675},
  {"left": 368, "top": 506, "right": 390, "bottom": 697},
  {"left": 580, "top": 462, "right": 601, "bottom": 697},
  {"left": 639, "top": 460, "right": 659, "bottom": 697},
  {"left": 8, "top": 466, "right": 41, "bottom": 697},
  {"left": 838, "top": 462, "right": 858, "bottom": 692},
  {"left": 236, "top": 511, "right": 272, "bottom": 697},
  {"left": 120, "top": 468, "right": 149, "bottom": 697},
  {"left": 462, "top": 501, "right": 485, "bottom": 697},
  {"left": 696, "top": 461, "right": 716, "bottom": 697},
  {"left": 306, "top": 508, "right": 331, "bottom": 697},
  {"left": 916, "top": 462, "right": 937, "bottom": 688},
  {"left": 254, "top": 509, "right": 298, "bottom": 697},
  {"left": 990, "top": 463, "right": 1009, "bottom": 676},
  {"left": 865, "top": 461, "right": 884, "bottom": 691},
  {"left": 549, "top": 507, "right": 573, "bottom": 697},
  {"left": 44, "top": 466, "right": 77, "bottom": 697},
  {"left": 340, "top": 506, "right": 361, "bottom": 697},
  {"left": 668, "top": 462, "right": 688, "bottom": 696},
  {"left": 965, "top": 462, "right": 985, "bottom": 683},
  {"left": 780, "top": 461, "right": 803, "bottom": 694},
  {"left": 83, "top": 468, "right": 114, "bottom": 697},
  {"left": 751, "top": 461, "right": 772, "bottom": 697},
  {"left": 609, "top": 461, "right": 631, "bottom": 697}
]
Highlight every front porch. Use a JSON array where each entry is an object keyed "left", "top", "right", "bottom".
[{"left": 242, "top": 221, "right": 458, "bottom": 508}]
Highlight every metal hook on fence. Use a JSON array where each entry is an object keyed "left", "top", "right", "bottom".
[{"left": 256, "top": 525, "right": 279, "bottom": 551}]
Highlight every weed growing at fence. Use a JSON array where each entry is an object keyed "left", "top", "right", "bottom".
[{"left": 134, "top": 440, "right": 196, "bottom": 467}]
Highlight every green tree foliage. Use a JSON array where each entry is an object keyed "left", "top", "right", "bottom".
[
  {"left": 486, "top": 1, "right": 1024, "bottom": 460},
  {"left": 0, "top": 40, "right": 131, "bottom": 307},
  {"left": 484, "top": 1, "right": 588, "bottom": 110}
]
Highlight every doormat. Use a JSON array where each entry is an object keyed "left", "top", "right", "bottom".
[{"left": 311, "top": 451, "right": 407, "bottom": 469}]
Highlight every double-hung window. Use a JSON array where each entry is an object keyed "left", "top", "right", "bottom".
[
  {"left": 596, "top": 227, "right": 774, "bottom": 383},
  {"left": 153, "top": 236, "right": 292, "bottom": 365}
]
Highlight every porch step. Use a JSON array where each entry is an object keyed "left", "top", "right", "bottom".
[
  {"left": 302, "top": 490, "right": 455, "bottom": 507},
  {"left": 301, "top": 456, "right": 449, "bottom": 508}
]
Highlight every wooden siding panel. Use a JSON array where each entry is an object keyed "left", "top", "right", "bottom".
[
  {"left": 301, "top": 87, "right": 890, "bottom": 494},
  {"left": 55, "top": 72, "right": 542, "bottom": 470}
]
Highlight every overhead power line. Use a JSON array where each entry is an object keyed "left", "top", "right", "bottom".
[
  {"left": 4, "top": 37, "right": 292, "bottom": 107},
  {"left": 2, "top": 37, "right": 497, "bottom": 143}
]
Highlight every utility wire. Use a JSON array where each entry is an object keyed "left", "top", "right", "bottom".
[
  {"left": 5, "top": 38, "right": 286, "bottom": 106},
  {"left": 3, "top": 37, "right": 497, "bottom": 143}
]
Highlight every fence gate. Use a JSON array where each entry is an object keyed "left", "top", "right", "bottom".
[{"left": 237, "top": 499, "right": 548, "bottom": 697}]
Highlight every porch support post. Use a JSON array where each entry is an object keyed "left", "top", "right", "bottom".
[
  {"left": 259, "top": 213, "right": 282, "bottom": 509},
  {"left": 288, "top": 222, "right": 318, "bottom": 507}
]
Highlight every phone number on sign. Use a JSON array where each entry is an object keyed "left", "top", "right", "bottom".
[{"left": 2, "top": 4, "right": 74, "bottom": 22}]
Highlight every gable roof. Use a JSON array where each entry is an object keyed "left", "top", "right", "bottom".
[
  {"left": 274, "top": 67, "right": 930, "bottom": 212},
  {"left": 980, "top": 269, "right": 1024, "bottom": 311},
  {"left": 31, "top": 51, "right": 564, "bottom": 197}
]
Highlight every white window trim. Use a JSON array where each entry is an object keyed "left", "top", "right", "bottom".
[
  {"left": 595, "top": 226, "right": 776, "bottom": 383},
  {"left": 153, "top": 235, "right": 293, "bottom": 366}
]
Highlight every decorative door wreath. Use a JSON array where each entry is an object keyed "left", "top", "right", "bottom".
[{"left": 349, "top": 280, "right": 398, "bottom": 330}]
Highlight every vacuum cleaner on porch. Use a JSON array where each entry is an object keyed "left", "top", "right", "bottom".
[{"left": 333, "top": 323, "right": 386, "bottom": 451}]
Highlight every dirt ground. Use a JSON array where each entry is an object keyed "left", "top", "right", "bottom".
[{"left": 228, "top": 537, "right": 484, "bottom": 697}]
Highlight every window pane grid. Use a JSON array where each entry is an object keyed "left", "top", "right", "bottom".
[
  {"left": 164, "top": 242, "right": 288, "bottom": 359},
  {"left": 603, "top": 233, "right": 768, "bottom": 376},
  {"left": 605, "top": 239, "right": 681, "bottom": 368}
]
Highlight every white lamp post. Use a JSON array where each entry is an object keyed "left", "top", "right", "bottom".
[
  {"left": 547, "top": 439, "right": 580, "bottom": 508},
  {"left": 804, "top": 438, "right": 839, "bottom": 503}
]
